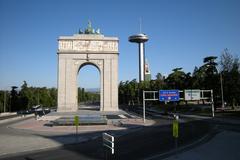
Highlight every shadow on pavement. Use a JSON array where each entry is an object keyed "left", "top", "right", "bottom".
[{"left": 0, "top": 119, "right": 213, "bottom": 160}]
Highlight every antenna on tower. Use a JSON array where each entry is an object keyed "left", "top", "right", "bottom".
[{"left": 139, "top": 17, "right": 142, "bottom": 33}]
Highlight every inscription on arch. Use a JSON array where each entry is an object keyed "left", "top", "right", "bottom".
[{"left": 59, "top": 40, "right": 118, "bottom": 52}]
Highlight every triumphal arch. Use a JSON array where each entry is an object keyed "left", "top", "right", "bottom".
[{"left": 57, "top": 22, "right": 119, "bottom": 112}]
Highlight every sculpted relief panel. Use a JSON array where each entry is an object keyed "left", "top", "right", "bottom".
[
  {"left": 59, "top": 40, "right": 118, "bottom": 52},
  {"left": 59, "top": 41, "right": 72, "bottom": 50}
]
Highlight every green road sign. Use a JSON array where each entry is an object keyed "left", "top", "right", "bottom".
[
  {"left": 173, "top": 120, "right": 179, "bottom": 138},
  {"left": 74, "top": 116, "right": 79, "bottom": 126}
]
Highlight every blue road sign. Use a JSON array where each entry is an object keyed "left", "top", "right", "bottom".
[{"left": 159, "top": 90, "right": 180, "bottom": 102}]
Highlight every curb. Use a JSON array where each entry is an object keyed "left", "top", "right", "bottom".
[{"left": 0, "top": 114, "right": 34, "bottom": 124}]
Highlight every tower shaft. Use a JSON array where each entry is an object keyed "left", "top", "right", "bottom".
[{"left": 139, "top": 43, "right": 145, "bottom": 81}]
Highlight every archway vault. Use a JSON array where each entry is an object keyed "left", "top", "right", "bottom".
[
  {"left": 76, "top": 60, "right": 102, "bottom": 111},
  {"left": 57, "top": 34, "right": 119, "bottom": 112}
]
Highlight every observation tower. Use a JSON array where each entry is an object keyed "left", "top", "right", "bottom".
[{"left": 128, "top": 33, "right": 149, "bottom": 81}]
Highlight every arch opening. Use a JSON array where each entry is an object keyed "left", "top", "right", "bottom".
[{"left": 77, "top": 63, "right": 100, "bottom": 111}]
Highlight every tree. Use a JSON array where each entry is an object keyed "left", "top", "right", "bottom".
[
  {"left": 80, "top": 88, "right": 85, "bottom": 102},
  {"left": 219, "top": 49, "right": 240, "bottom": 108},
  {"left": 156, "top": 73, "right": 164, "bottom": 80},
  {"left": 49, "top": 88, "right": 57, "bottom": 106},
  {"left": 77, "top": 87, "right": 100, "bottom": 105},
  {"left": 192, "top": 66, "right": 202, "bottom": 89},
  {"left": 197, "top": 56, "right": 219, "bottom": 93},
  {"left": 165, "top": 68, "right": 187, "bottom": 89},
  {"left": 10, "top": 86, "right": 18, "bottom": 111},
  {"left": 150, "top": 73, "right": 166, "bottom": 90},
  {"left": 122, "top": 79, "right": 139, "bottom": 105},
  {"left": 203, "top": 56, "right": 218, "bottom": 75},
  {"left": 0, "top": 82, "right": 58, "bottom": 112},
  {"left": 118, "top": 81, "right": 126, "bottom": 104},
  {"left": 220, "top": 48, "right": 234, "bottom": 72},
  {"left": 185, "top": 72, "right": 192, "bottom": 89},
  {"left": 19, "top": 81, "right": 30, "bottom": 109}
]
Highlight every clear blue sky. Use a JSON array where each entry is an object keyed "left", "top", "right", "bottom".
[{"left": 0, "top": 0, "right": 240, "bottom": 89}]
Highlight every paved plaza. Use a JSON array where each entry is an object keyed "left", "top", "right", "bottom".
[{"left": 0, "top": 111, "right": 156, "bottom": 157}]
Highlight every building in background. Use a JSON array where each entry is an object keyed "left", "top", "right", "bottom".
[{"left": 145, "top": 59, "right": 151, "bottom": 81}]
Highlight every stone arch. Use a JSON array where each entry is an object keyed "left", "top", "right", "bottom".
[
  {"left": 77, "top": 61, "right": 100, "bottom": 73},
  {"left": 57, "top": 34, "right": 119, "bottom": 112}
]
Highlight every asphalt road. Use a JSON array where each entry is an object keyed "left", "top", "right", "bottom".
[
  {"left": 161, "top": 123, "right": 240, "bottom": 160},
  {"left": 2, "top": 108, "right": 239, "bottom": 160},
  {"left": 0, "top": 117, "right": 212, "bottom": 160}
]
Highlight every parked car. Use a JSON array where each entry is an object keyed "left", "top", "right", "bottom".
[
  {"left": 17, "top": 109, "right": 31, "bottom": 115},
  {"left": 33, "top": 105, "right": 51, "bottom": 117}
]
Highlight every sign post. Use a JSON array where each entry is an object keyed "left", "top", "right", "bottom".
[
  {"left": 143, "top": 91, "right": 146, "bottom": 123},
  {"left": 173, "top": 115, "right": 179, "bottom": 157},
  {"left": 74, "top": 115, "right": 79, "bottom": 141},
  {"left": 142, "top": 91, "right": 159, "bottom": 124},
  {"left": 173, "top": 120, "right": 179, "bottom": 138},
  {"left": 211, "top": 90, "right": 214, "bottom": 117}
]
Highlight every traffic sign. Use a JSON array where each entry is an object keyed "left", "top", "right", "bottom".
[
  {"left": 103, "top": 133, "right": 115, "bottom": 154},
  {"left": 173, "top": 120, "right": 179, "bottom": 138},
  {"left": 159, "top": 90, "right": 179, "bottom": 101},
  {"left": 184, "top": 89, "right": 200, "bottom": 100}
]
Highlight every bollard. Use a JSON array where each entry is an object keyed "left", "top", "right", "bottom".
[
  {"left": 74, "top": 116, "right": 79, "bottom": 141},
  {"left": 173, "top": 114, "right": 179, "bottom": 158}
]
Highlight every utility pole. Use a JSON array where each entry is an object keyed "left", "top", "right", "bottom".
[
  {"left": 211, "top": 90, "right": 215, "bottom": 117},
  {"left": 37, "top": 89, "right": 40, "bottom": 105},
  {"left": 220, "top": 73, "right": 224, "bottom": 109},
  {"left": 9, "top": 94, "right": 11, "bottom": 112},
  {"left": 4, "top": 90, "right": 6, "bottom": 112}
]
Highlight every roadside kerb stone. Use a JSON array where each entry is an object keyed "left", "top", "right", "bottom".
[{"left": 0, "top": 114, "right": 34, "bottom": 124}]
